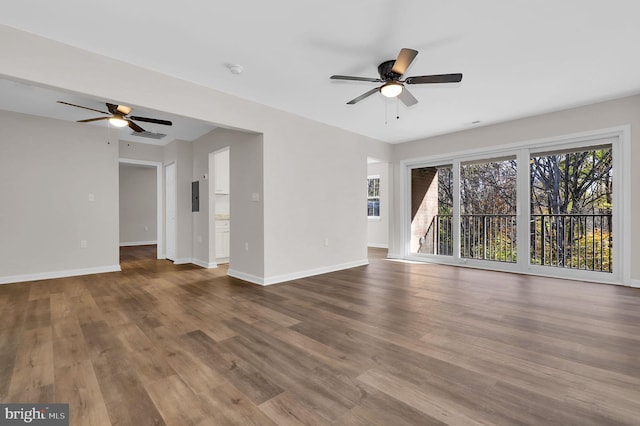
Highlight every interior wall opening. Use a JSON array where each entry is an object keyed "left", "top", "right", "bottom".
[{"left": 118, "top": 159, "right": 163, "bottom": 261}]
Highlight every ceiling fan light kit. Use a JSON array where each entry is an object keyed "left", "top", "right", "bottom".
[
  {"left": 380, "top": 82, "right": 403, "bottom": 98},
  {"left": 330, "top": 48, "right": 463, "bottom": 106},
  {"left": 108, "top": 117, "right": 129, "bottom": 127}
]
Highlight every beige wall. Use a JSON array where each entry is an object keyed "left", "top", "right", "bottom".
[
  {"left": 0, "top": 110, "right": 119, "bottom": 282},
  {"left": 119, "top": 164, "right": 157, "bottom": 245},
  {"left": 390, "top": 95, "right": 640, "bottom": 283}
]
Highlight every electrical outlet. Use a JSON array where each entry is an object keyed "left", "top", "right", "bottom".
[
  {"left": 324, "top": 238, "right": 329, "bottom": 247},
  {"left": 244, "top": 242, "right": 249, "bottom": 251},
  {"left": 80, "top": 240, "right": 87, "bottom": 248}
]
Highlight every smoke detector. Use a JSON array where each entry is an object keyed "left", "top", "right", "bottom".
[{"left": 226, "top": 64, "right": 243, "bottom": 75}]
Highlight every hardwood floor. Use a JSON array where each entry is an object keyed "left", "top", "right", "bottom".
[{"left": 1, "top": 245, "right": 640, "bottom": 425}]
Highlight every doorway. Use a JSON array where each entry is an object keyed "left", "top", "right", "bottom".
[
  {"left": 209, "top": 148, "right": 230, "bottom": 265},
  {"left": 119, "top": 158, "right": 163, "bottom": 260}
]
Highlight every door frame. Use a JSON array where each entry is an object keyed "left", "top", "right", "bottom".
[
  {"left": 399, "top": 125, "right": 631, "bottom": 286},
  {"left": 209, "top": 147, "right": 231, "bottom": 265},
  {"left": 119, "top": 158, "right": 164, "bottom": 259}
]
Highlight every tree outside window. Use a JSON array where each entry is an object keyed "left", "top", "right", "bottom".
[{"left": 368, "top": 176, "right": 380, "bottom": 218}]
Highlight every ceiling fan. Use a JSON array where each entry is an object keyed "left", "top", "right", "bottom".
[
  {"left": 330, "top": 48, "right": 462, "bottom": 106},
  {"left": 57, "top": 101, "right": 172, "bottom": 132}
]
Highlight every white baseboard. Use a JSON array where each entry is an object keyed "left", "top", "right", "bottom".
[
  {"left": 0, "top": 265, "right": 121, "bottom": 285},
  {"left": 227, "top": 269, "right": 266, "bottom": 285},
  {"left": 192, "top": 259, "right": 217, "bottom": 269},
  {"left": 119, "top": 241, "right": 157, "bottom": 247},
  {"left": 229, "top": 258, "right": 370, "bottom": 286},
  {"left": 386, "top": 252, "right": 403, "bottom": 259},
  {"left": 630, "top": 279, "right": 640, "bottom": 288},
  {"left": 169, "top": 257, "right": 218, "bottom": 268},
  {"left": 368, "top": 243, "right": 389, "bottom": 249}
]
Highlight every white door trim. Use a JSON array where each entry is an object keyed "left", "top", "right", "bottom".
[
  {"left": 165, "top": 162, "right": 177, "bottom": 261},
  {"left": 119, "top": 158, "right": 164, "bottom": 259}
]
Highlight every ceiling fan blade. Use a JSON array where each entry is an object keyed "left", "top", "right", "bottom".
[
  {"left": 405, "top": 73, "right": 463, "bottom": 84},
  {"left": 128, "top": 120, "right": 145, "bottom": 133},
  {"left": 106, "top": 103, "right": 119, "bottom": 115},
  {"left": 57, "top": 101, "right": 110, "bottom": 115},
  {"left": 398, "top": 88, "right": 418, "bottom": 107},
  {"left": 346, "top": 87, "right": 381, "bottom": 105},
  {"left": 331, "top": 75, "right": 382, "bottom": 83},
  {"left": 391, "top": 48, "right": 418, "bottom": 76},
  {"left": 129, "top": 116, "right": 173, "bottom": 126},
  {"left": 77, "top": 117, "right": 110, "bottom": 123}
]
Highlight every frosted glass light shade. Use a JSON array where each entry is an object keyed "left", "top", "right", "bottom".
[
  {"left": 108, "top": 117, "right": 128, "bottom": 127},
  {"left": 380, "top": 82, "right": 403, "bottom": 98}
]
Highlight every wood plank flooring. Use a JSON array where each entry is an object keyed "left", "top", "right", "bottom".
[{"left": 1, "top": 245, "right": 640, "bottom": 425}]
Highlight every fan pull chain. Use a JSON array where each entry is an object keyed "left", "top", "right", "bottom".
[{"left": 397, "top": 98, "right": 400, "bottom": 120}]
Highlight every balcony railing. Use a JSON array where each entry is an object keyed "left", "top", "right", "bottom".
[
  {"left": 531, "top": 214, "right": 612, "bottom": 272},
  {"left": 419, "top": 213, "right": 612, "bottom": 272},
  {"left": 461, "top": 214, "right": 517, "bottom": 263}
]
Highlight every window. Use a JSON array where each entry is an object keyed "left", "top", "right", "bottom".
[{"left": 367, "top": 175, "right": 380, "bottom": 218}]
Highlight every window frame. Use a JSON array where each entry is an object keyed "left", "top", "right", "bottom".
[{"left": 367, "top": 175, "right": 381, "bottom": 219}]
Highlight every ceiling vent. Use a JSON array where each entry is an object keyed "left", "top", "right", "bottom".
[{"left": 132, "top": 131, "right": 167, "bottom": 140}]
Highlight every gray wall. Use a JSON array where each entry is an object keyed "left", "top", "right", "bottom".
[
  {"left": 191, "top": 128, "right": 264, "bottom": 276},
  {"left": 119, "top": 140, "right": 164, "bottom": 163},
  {"left": 0, "top": 110, "right": 119, "bottom": 282},
  {"left": 119, "top": 163, "right": 157, "bottom": 245},
  {"left": 163, "top": 139, "right": 194, "bottom": 263}
]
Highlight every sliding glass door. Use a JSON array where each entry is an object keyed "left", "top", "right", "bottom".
[{"left": 404, "top": 131, "right": 624, "bottom": 283}]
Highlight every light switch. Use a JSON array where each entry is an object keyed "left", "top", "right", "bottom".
[
  {"left": 251, "top": 192, "right": 260, "bottom": 202},
  {"left": 88, "top": 193, "right": 95, "bottom": 201}
]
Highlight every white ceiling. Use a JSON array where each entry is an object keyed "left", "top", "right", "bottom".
[{"left": 2, "top": 1, "right": 640, "bottom": 144}]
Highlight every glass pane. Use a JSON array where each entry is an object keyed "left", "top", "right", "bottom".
[
  {"left": 368, "top": 199, "right": 380, "bottom": 217},
  {"left": 460, "top": 158, "right": 517, "bottom": 262},
  {"left": 530, "top": 147, "right": 613, "bottom": 272},
  {"left": 368, "top": 178, "right": 380, "bottom": 197},
  {"left": 410, "top": 165, "right": 453, "bottom": 255}
]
